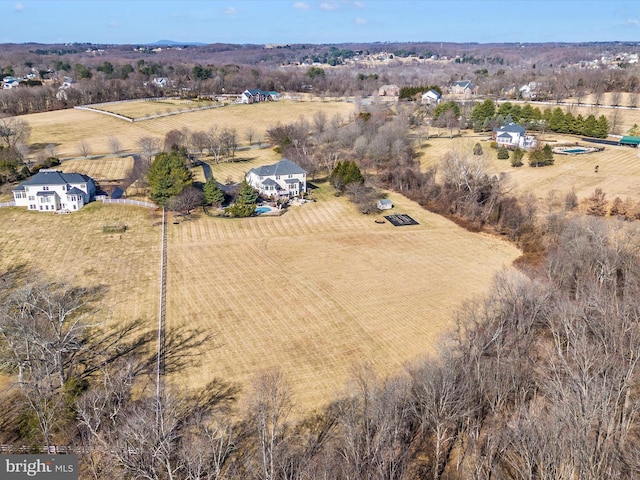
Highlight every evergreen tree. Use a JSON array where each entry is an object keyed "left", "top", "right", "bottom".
[
  {"left": 227, "top": 179, "right": 258, "bottom": 217},
  {"left": 595, "top": 115, "right": 610, "bottom": 138},
  {"left": 582, "top": 114, "right": 597, "bottom": 137},
  {"left": 549, "top": 107, "right": 566, "bottom": 132},
  {"left": 511, "top": 148, "right": 524, "bottom": 167},
  {"left": 330, "top": 160, "right": 364, "bottom": 190},
  {"left": 203, "top": 177, "right": 225, "bottom": 206},
  {"left": 147, "top": 151, "right": 193, "bottom": 205},
  {"left": 497, "top": 146, "right": 509, "bottom": 160},
  {"left": 473, "top": 143, "right": 483, "bottom": 156},
  {"left": 433, "top": 101, "right": 461, "bottom": 121},
  {"left": 471, "top": 99, "right": 496, "bottom": 130}
]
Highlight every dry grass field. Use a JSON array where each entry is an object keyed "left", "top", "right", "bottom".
[
  {"left": 416, "top": 133, "right": 640, "bottom": 204},
  {"left": 0, "top": 203, "right": 160, "bottom": 325},
  {"left": 92, "top": 98, "right": 219, "bottom": 119},
  {"left": 57, "top": 156, "right": 135, "bottom": 182},
  {"left": 166, "top": 181, "right": 520, "bottom": 409},
  {"left": 23, "top": 100, "right": 355, "bottom": 158},
  {"left": 7, "top": 95, "right": 640, "bottom": 410}
]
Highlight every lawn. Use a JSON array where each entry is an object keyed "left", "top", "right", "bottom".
[
  {"left": 0, "top": 203, "right": 161, "bottom": 325},
  {"left": 165, "top": 181, "right": 520, "bottom": 409},
  {"left": 57, "top": 156, "right": 135, "bottom": 182}
]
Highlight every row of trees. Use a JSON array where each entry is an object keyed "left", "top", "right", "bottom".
[{"left": 470, "top": 99, "right": 611, "bottom": 137}]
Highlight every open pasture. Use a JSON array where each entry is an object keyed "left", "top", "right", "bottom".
[
  {"left": 0, "top": 203, "right": 160, "bottom": 325},
  {"left": 93, "top": 98, "right": 219, "bottom": 119},
  {"left": 57, "top": 155, "right": 135, "bottom": 182},
  {"left": 166, "top": 183, "right": 521, "bottom": 409},
  {"left": 22, "top": 100, "right": 355, "bottom": 158},
  {"left": 417, "top": 134, "right": 640, "bottom": 203}
]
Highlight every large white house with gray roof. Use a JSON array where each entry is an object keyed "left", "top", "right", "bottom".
[
  {"left": 12, "top": 169, "right": 96, "bottom": 212},
  {"left": 246, "top": 159, "right": 307, "bottom": 197},
  {"left": 493, "top": 123, "right": 537, "bottom": 149}
]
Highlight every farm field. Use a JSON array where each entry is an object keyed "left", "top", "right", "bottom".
[
  {"left": 416, "top": 133, "right": 640, "bottom": 203},
  {"left": 165, "top": 181, "right": 521, "bottom": 409},
  {"left": 57, "top": 155, "right": 135, "bottom": 182},
  {"left": 92, "top": 98, "right": 219, "bottom": 119},
  {"left": 22, "top": 99, "right": 355, "bottom": 158},
  {"left": 0, "top": 203, "right": 161, "bottom": 325}
]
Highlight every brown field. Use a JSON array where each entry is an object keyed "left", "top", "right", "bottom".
[
  {"left": 0, "top": 203, "right": 161, "bottom": 325},
  {"left": 0, "top": 183, "right": 520, "bottom": 410},
  {"left": 416, "top": 133, "right": 640, "bottom": 203},
  {"left": 166, "top": 181, "right": 520, "bottom": 409},
  {"left": 23, "top": 100, "right": 355, "bottom": 158},
  {"left": 93, "top": 98, "right": 219, "bottom": 119},
  {"left": 7, "top": 96, "right": 640, "bottom": 410},
  {"left": 57, "top": 156, "right": 135, "bottom": 182}
]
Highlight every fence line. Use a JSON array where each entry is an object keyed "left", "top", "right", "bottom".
[
  {"left": 101, "top": 198, "right": 157, "bottom": 208},
  {"left": 74, "top": 106, "right": 133, "bottom": 122},
  {"left": 0, "top": 201, "right": 16, "bottom": 208}
]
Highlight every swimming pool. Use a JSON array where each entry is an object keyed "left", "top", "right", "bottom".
[
  {"left": 553, "top": 146, "right": 597, "bottom": 155},
  {"left": 255, "top": 206, "right": 272, "bottom": 215},
  {"left": 563, "top": 147, "right": 590, "bottom": 154}
]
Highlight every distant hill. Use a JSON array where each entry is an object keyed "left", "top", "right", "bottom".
[{"left": 147, "top": 39, "right": 209, "bottom": 47}]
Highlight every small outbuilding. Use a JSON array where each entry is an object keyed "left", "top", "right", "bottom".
[
  {"left": 377, "top": 199, "right": 393, "bottom": 210},
  {"left": 619, "top": 136, "right": 640, "bottom": 147}
]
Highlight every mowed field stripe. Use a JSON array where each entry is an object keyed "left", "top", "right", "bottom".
[{"left": 165, "top": 185, "right": 520, "bottom": 409}]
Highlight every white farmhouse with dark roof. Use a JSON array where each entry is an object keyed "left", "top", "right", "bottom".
[
  {"left": 240, "top": 89, "right": 279, "bottom": 104},
  {"left": 493, "top": 123, "right": 537, "bottom": 149},
  {"left": 12, "top": 169, "right": 97, "bottom": 212},
  {"left": 246, "top": 159, "right": 306, "bottom": 197},
  {"left": 421, "top": 89, "right": 441, "bottom": 105}
]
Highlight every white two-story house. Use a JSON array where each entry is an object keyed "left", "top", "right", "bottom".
[
  {"left": 246, "top": 159, "right": 307, "bottom": 197},
  {"left": 13, "top": 169, "right": 97, "bottom": 212},
  {"left": 494, "top": 123, "right": 537, "bottom": 149}
]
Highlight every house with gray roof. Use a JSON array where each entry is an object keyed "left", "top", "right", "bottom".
[
  {"left": 450, "top": 80, "right": 478, "bottom": 96},
  {"left": 240, "top": 88, "right": 279, "bottom": 104},
  {"left": 246, "top": 159, "right": 307, "bottom": 197},
  {"left": 493, "top": 123, "right": 537, "bottom": 149},
  {"left": 13, "top": 169, "right": 96, "bottom": 212}
]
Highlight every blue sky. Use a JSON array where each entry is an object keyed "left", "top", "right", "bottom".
[{"left": 2, "top": 1, "right": 640, "bottom": 45}]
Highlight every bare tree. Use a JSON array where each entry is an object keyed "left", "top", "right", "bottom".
[
  {"left": 190, "top": 130, "right": 209, "bottom": 155},
  {"left": 245, "top": 126, "right": 255, "bottom": 146},
  {"left": 78, "top": 140, "right": 91, "bottom": 159},
  {"left": 243, "top": 369, "right": 293, "bottom": 480},
  {"left": 108, "top": 136, "right": 121, "bottom": 156},
  {"left": 0, "top": 116, "right": 31, "bottom": 149},
  {"left": 167, "top": 186, "right": 205, "bottom": 215},
  {"left": 137, "top": 136, "right": 160, "bottom": 165}
]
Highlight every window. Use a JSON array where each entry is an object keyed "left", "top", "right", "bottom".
[
  {"left": 73, "top": 205, "right": 77, "bottom": 210},
  {"left": 42, "top": 186, "right": 49, "bottom": 191},
  {"left": 61, "top": 185, "right": 65, "bottom": 191},
  {"left": 29, "top": 204, "right": 36, "bottom": 210},
  {"left": 28, "top": 196, "right": 34, "bottom": 201},
  {"left": 276, "top": 175, "right": 280, "bottom": 180}
]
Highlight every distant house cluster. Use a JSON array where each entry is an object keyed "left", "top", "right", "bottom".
[
  {"left": 2, "top": 73, "right": 38, "bottom": 89},
  {"left": 13, "top": 170, "right": 97, "bottom": 213},
  {"left": 246, "top": 159, "right": 306, "bottom": 197},
  {"left": 240, "top": 89, "right": 280, "bottom": 104}
]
